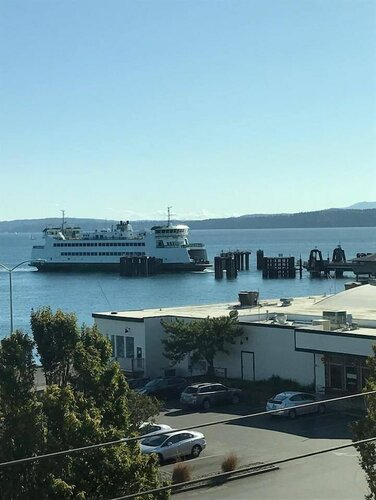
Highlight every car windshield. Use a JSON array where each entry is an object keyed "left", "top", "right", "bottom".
[
  {"left": 144, "top": 379, "right": 164, "bottom": 389},
  {"left": 184, "top": 387, "right": 198, "bottom": 394},
  {"left": 140, "top": 423, "right": 156, "bottom": 434},
  {"left": 141, "top": 434, "right": 169, "bottom": 447},
  {"left": 270, "top": 394, "right": 289, "bottom": 402}
]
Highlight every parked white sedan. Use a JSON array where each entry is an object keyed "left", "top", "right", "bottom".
[
  {"left": 266, "top": 391, "right": 326, "bottom": 419},
  {"left": 139, "top": 422, "right": 174, "bottom": 437},
  {"left": 140, "top": 430, "right": 206, "bottom": 463}
]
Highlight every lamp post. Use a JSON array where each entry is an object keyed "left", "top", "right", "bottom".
[{"left": 0, "top": 259, "right": 45, "bottom": 334}]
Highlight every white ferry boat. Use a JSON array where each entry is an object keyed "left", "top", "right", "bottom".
[{"left": 30, "top": 211, "right": 210, "bottom": 272}]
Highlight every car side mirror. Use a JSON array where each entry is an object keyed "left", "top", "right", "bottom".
[{"left": 167, "top": 441, "right": 173, "bottom": 446}]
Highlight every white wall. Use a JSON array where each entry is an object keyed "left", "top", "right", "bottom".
[
  {"left": 144, "top": 317, "right": 175, "bottom": 378},
  {"left": 94, "top": 317, "right": 146, "bottom": 373},
  {"left": 214, "top": 324, "right": 316, "bottom": 386},
  {"left": 295, "top": 330, "right": 375, "bottom": 357}
]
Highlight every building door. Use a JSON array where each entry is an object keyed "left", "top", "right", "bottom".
[
  {"left": 241, "top": 351, "right": 255, "bottom": 381},
  {"left": 345, "top": 366, "right": 358, "bottom": 393}
]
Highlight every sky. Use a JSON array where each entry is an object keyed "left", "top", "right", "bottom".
[{"left": 1, "top": 0, "right": 375, "bottom": 221}]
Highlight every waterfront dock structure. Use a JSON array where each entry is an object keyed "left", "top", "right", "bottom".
[
  {"left": 214, "top": 250, "right": 251, "bottom": 279},
  {"left": 305, "top": 246, "right": 376, "bottom": 279},
  {"left": 119, "top": 256, "right": 162, "bottom": 277}
]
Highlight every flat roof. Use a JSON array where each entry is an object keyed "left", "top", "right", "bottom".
[{"left": 93, "top": 284, "right": 376, "bottom": 325}]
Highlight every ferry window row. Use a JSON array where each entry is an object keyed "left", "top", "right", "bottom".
[
  {"left": 155, "top": 229, "right": 184, "bottom": 234},
  {"left": 54, "top": 242, "right": 145, "bottom": 247},
  {"left": 60, "top": 252, "right": 145, "bottom": 257}
]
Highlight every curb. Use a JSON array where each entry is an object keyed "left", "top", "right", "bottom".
[{"left": 171, "top": 464, "right": 279, "bottom": 495}]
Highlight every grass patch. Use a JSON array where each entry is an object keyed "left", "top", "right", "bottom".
[
  {"left": 221, "top": 452, "right": 239, "bottom": 473},
  {"left": 172, "top": 462, "right": 192, "bottom": 484}
]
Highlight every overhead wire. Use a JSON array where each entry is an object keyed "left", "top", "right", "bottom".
[
  {"left": 110, "top": 435, "right": 376, "bottom": 500},
  {"left": 0, "top": 389, "right": 374, "bottom": 468}
]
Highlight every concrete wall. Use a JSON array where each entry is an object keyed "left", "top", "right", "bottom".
[
  {"left": 214, "top": 324, "right": 316, "bottom": 387},
  {"left": 95, "top": 315, "right": 369, "bottom": 393},
  {"left": 94, "top": 317, "right": 146, "bottom": 373},
  {"left": 295, "top": 329, "right": 375, "bottom": 357},
  {"left": 144, "top": 317, "right": 174, "bottom": 378}
]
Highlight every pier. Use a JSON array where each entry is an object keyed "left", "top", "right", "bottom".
[
  {"left": 214, "top": 250, "right": 251, "bottom": 279},
  {"left": 304, "top": 246, "right": 376, "bottom": 279},
  {"left": 119, "top": 256, "right": 162, "bottom": 277}
]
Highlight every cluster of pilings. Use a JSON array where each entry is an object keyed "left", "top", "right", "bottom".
[
  {"left": 305, "top": 245, "right": 356, "bottom": 278},
  {"left": 214, "top": 251, "right": 251, "bottom": 279},
  {"left": 120, "top": 256, "right": 162, "bottom": 277},
  {"left": 262, "top": 256, "right": 296, "bottom": 279},
  {"left": 256, "top": 249, "right": 302, "bottom": 279}
]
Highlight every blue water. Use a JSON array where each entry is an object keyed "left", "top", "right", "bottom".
[{"left": 1, "top": 227, "right": 376, "bottom": 338}]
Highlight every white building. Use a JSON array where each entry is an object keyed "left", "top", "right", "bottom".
[{"left": 93, "top": 283, "right": 376, "bottom": 394}]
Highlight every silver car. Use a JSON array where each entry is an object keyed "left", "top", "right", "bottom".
[
  {"left": 266, "top": 391, "right": 326, "bottom": 419},
  {"left": 140, "top": 430, "right": 206, "bottom": 463},
  {"left": 139, "top": 422, "right": 174, "bottom": 437}
]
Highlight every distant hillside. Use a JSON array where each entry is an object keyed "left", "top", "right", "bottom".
[
  {"left": 0, "top": 218, "right": 152, "bottom": 234},
  {"left": 186, "top": 208, "right": 376, "bottom": 229},
  {"left": 346, "top": 201, "right": 376, "bottom": 210},
  {"left": 1, "top": 208, "right": 375, "bottom": 233}
]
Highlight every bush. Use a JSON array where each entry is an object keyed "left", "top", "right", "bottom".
[
  {"left": 221, "top": 452, "right": 239, "bottom": 473},
  {"left": 172, "top": 462, "right": 192, "bottom": 484}
]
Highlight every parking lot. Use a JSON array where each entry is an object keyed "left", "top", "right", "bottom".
[{"left": 155, "top": 402, "right": 368, "bottom": 498}]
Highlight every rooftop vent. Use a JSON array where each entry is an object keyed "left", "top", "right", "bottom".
[
  {"left": 275, "top": 313, "right": 287, "bottom": 324},
  {"left": 238, "top": 291, "right": 259, "bottom": 307},
  {"left": 280, "top": 298, "right": 293, "bottom": 307}
]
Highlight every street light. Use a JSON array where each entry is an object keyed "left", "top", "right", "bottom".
[{"left": 0, "top": 259, "right": 45, "bottom": 334}]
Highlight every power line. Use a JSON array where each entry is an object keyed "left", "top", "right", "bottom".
[
  {"left": 110, "top": 435, "right": 376, "bottom": 500},
  {"left": 0, "top": 389, "right": 374, "bottom": 468}
]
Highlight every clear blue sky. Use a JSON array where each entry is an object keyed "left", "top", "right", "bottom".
[{"left": 1, "top": 0, "right": 375, "bottom": 221}]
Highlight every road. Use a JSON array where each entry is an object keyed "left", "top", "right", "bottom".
[{"left": 156, "top": 403, "right": 368, "bottom": 499}]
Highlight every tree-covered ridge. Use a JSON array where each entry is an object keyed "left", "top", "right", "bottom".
[
  {"left": 1, "top": 208, "right": 375, "bottom": 233},
  {"left": 0, "top": 307, "right": 168, "bottom": 500}
]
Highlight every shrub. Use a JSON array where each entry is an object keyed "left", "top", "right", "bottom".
[
  {"left": 171, "top": 462, "right": 192, "bottom": 484},
  {"left": 221, "top": 452, "right": 239, "bottom": 473}
]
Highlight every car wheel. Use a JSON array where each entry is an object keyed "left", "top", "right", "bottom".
[
  {"left": 191, "top": 445, "right": 202, "bottom": 458},
  {"left": 318, "top": 403, "right": 326, "bottom": 414},
  {"left": 232, "top": 394, "right": 240, "bottom": 404},
  {"left": 156, "top": 453, "right": 164, "bottom": 465},
  {"left": 202, "top": 399, "right": 211, "bottom": 411},
  {"left": 288, "top": 409, "right": 297, "bottom": 420}
]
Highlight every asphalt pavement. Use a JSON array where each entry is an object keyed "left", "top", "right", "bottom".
[{"left": 156, "top": 402, "right": 368, "bottom": 499}]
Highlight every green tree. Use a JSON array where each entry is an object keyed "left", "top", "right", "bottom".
[
  {"left": 353, "top": 346, "right": 376, "bottom": 499},
  {"left": 31, "top": 307, "right": 80, "bottom": 386},
  {"left": 161, "top": 315, "right": 243, "bottom": 376},
  {"left": 0, "top": 309, "right": 168, "bottom": 499}
]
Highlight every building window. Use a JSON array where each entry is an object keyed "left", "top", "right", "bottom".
[
  {"left": 126, "top": 336, "right": 134, "bottom": 358},
  {"left": 116, "top": 335, "right": 125, "bottom": 358},
  {"left": 110, "top": 335, "right": 115, "bottom": 357},
  {"left": 329, "top": 364, "right": 343, "bottom": 390}
]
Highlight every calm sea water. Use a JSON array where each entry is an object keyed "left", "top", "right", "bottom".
[{"left": 1, "top": 227, "right": 376, "bottom": 338}]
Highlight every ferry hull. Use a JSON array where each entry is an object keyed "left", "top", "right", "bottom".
[{"left": 30, "top": 261, "right": 211, "bottom": 273}]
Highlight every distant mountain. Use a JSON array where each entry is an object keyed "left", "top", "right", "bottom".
[
  {"left": 346, "top": 201, "right": 376, "bottom": 210},
  {"left": 185, "top": 208, "right": 376, "bottom": 230},
  {"left": 1, "top": 208, "right": 375, "bottom": 233}
]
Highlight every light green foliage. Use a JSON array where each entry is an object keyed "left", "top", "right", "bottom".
[
  {"left": 353, "top": 345, "right": 376, "bottom": 499},
  {"left": 162, "top": 316, "right": 243, "bottom": 376},
  {"left": 31, "top": 307, "right": 80, "bottom": 386},
  {"left": 0, "top": 309, "right": 168, "bottom": 499}
]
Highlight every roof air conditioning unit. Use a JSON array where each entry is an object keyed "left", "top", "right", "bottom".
[
  {"left": 312, "top": 319, "right": 331, "bottom": 330},
  {"left": 323, "top": 311, "right": 347, "bottom": 328},
  {"left": 275, "top": 313, "right": 287, "bottom": 324}
]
